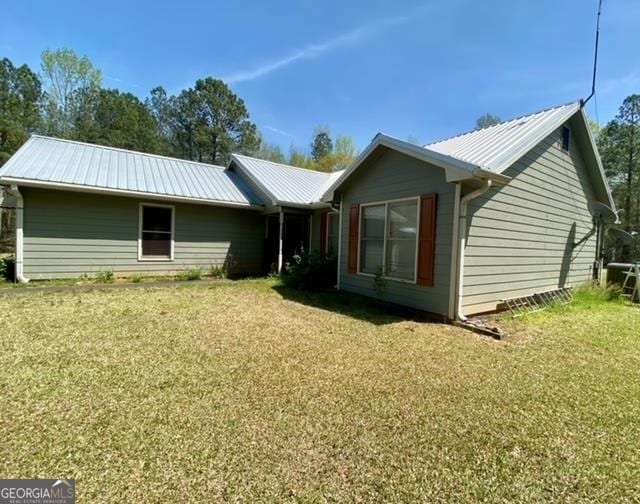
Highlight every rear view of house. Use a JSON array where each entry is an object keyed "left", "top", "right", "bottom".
[
  {"left": 321, "top": 101, "right": 614, "bottom": 319},
  {"left": 0, "top": 101, "right": 614, "bottom": 322}
]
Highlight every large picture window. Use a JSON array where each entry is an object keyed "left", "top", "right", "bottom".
[
  {"left": 359, "top": 198, "right": 418, "bottom": 281},
  {"left": 139, "top": 204, "right": 174, "bottom": 260}
]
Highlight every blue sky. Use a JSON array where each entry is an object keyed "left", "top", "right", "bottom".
[{"left": 2, "top": 0, "right": 638, "bottom": 153}]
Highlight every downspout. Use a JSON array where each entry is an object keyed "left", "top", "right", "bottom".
[
  {"left": 7, "top": 185, "right": 29, "bottom": 283},
  {"left": 455, "top": 179, "right": 492, "bottom": 321},
  {"left": 277, "top": 209, "right": 284, "bottom": 273}
]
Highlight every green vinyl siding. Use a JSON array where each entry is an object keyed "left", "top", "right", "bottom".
[
  {"left": 22, "top": 187, "right": 264, "bottom": 279},
  {"left": 338, "top": 148, "right": 455, "bottom": 317},
  {"left": 463, "top": 122, "right": 597, "bottom": 314}
]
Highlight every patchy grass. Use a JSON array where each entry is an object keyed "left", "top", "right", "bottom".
[
  {"left": 0, "top": 272, "right": 227, "bottom": 289},
  {"left": 0, "top": 279, "right": 639, "bottom": 502}
]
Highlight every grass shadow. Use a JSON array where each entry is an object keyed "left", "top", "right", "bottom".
[{"left": 271, "top": 284, "right": 441, "bottom": 326}]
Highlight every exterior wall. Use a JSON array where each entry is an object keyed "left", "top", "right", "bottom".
[
  {"left": 463, "top": 123, "right": 598, "bottom": 314},
  {"left": 22, "top": 187, "right": 264, "bottom": 279},
  {"left": 338, "top": 148, "right": 456, "bottom": 316}
]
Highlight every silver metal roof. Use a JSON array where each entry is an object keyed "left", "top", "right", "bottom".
[
  {"left": 426, "top": 101, "right": 581, "bottom": 173},
  {"left": 0, "top": 136, "right": 263, "bottom": 207},
  {"left": 231, "top": 154, "right": 340, "bottom": 205}
]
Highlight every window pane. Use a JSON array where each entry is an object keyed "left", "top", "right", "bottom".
[
  {"left": 361, "top": 239, "right": 384, "bottom": 274},
  {"left": 142, "top": 232, "right": 171, "bottom": 257},
  {"left": 362, "top": 205, "right": 385, "bottom": 239},
  {"left": 388, "top": 201, "right": 417, "bottom": 239},
  {"left": 143, "top": 206, "right": 172, "bottom": 232},
  {"left": 386, "top": 239, "right": 416, "bottom": 280}
]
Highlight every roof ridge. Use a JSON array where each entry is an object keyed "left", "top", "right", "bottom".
[
  {"left": 424, "top": 100, "right": 581, "bottom": 147},
  {"left": 233, "top": 153, "right": 334, "bottom": 177},
  {"left": 29, "top": 135, "right": 227, "bottom": 171}
]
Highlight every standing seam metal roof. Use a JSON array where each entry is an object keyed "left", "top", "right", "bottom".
[
  {"left": 425, "top": 102, "right": 581, "bottom": 173},
  {"left": 0, "top": 136, "right": 263, "bottom": 206},
  {"left": 232, "top": 154, "right": 342, "bottom": 205}
]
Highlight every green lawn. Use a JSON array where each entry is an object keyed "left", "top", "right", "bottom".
[{"left": 0, "top": 280, "right": 639, "bottom": 502}]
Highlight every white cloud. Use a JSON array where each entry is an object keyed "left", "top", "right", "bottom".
[
  {"left": 223, "top": 12, "right": 415, "bottom": 84},
  {"left": 263, "top": 125, "right": 292, "bottom": 137}
]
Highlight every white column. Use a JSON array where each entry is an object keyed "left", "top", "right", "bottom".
[{"left": 277, "top": 210, "right": 284, "bottom": 272}]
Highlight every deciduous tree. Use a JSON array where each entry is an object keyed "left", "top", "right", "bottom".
[{"left": 40, "top": 48, "right": 102, "bottom": 138}]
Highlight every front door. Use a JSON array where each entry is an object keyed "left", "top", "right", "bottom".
[{"left": 283, "top": 214, "right": 309, "bottom": 263}]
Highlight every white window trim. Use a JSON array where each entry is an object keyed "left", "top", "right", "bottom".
[
  {"left": 138, "top": 202, "right": 175, "bottom": 262},
  {"left": 357, "top": 196, "right": 420, "bottom": 284}
]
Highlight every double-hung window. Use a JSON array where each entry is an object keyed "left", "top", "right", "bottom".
[
  {"left": 359, "top": 198, "right": 419, "bottom": 282},
  {"left": 139, "top": 204, "right": 174, "bottom": 260}
]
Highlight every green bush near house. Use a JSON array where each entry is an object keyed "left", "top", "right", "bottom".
[
  {"left": 281, "top": 250, "right": 337, "bottom": 290},
  {"left": 95, "top": 270, "right": 115, "bottom": 283},
  {"left": 209, "top": 265, "right": 227, "bottom": 279},
  {"left": 0, "top": 256, "right": 15, "bottom": 282},
  {"left": 178, "top": 268, "right": 202, "bottom": 281},
  {"left": 129, "top": 273, "right": 144, "bottom": 283}
]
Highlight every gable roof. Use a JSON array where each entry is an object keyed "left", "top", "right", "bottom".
[
  {"left": 323, "top": 101, "right": 614, "bottom": 209},
  {"left": 230, "top": 153, "right": 341, "bottom": 207},
  {"left": 426, "top": 101, "right": 580, "bottom": 173},
  {"left": 0, "top": 136, "right": 263, "bottom": 208},
  {"left": 321, "top": 133, "right": 512, "bottom": 202}
]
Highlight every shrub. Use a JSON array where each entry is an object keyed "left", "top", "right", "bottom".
[
  {"left": 281, "top": 250, "right": 337, "bottom": 290},
  {"left": 95, "top": 270, "right": 115, "bottom": 283},
  {"left": 374, "top": 266, "right": 388, "bottom": 299},
  {"left": 209, "top": 265, "right": 227, "bottom": 279},
  {"left": 130, "top": 273, "right": 144, "bottom": 283},
  {"left": 178, "top": 268, "right": 202, "bottom": 281},
  {"left": 0, "top": 256, "right": 15, "bottom": 282}
]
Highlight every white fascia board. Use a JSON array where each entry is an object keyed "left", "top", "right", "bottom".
[{"left": 0, "top": 177, "right": 264, "bottom": 210}]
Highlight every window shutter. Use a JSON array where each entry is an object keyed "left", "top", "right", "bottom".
[
  {"left": 320, "top": 211, "right": 328, "bottom": 254},
  {"left": 348, "top": 204, "right": 360, "bottom": 274},
  {"left": 417, "top": 194, "right": 437, "bottom": 286}
]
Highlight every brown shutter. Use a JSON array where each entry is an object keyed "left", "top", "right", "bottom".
[
  {"left": 348, "top": 204, "right": 360, "bottom": 274},
  {"left": 320, "top": 211, "right": 328, "bottom": 254},
  {"left": 417, "top": 194, "right": 437, "bottom": 286}
]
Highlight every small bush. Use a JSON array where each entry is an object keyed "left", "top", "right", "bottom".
[
  {"left": 130, "top": 273, "right": 144, "bottom": 283},
  {"left": 209, "top": 265, "right": 227, "bottom": 279},
  {"left": 0, "top": 256, "right": 15, "bottom": 281},
  {"left": 281, "top": 250, "right": 337, "bottom": 290},
  {"left": 178, "top": 268, "right": 202, "bottom": 281},
  {"left": 95, "top": 270, "right": 115, "bottom": 283}
]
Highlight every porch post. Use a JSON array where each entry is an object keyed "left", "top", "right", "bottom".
[{"left": 278, "top": 210, "right": 284, "bottom": 272}]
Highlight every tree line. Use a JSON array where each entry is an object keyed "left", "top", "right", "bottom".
[
  {"left": 598, "top": 95, "right": 640, "bottom": 260},
  {"left": 0, "top": 48, "right": 357, "bottom": 171},
  {"left": 1, "top": 49, "right": 639, "bottom": 257}
]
